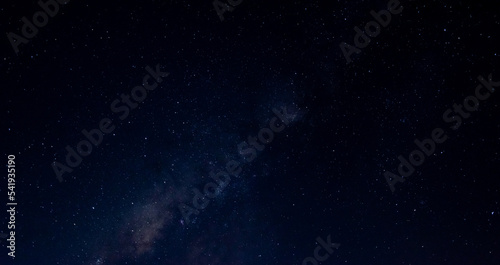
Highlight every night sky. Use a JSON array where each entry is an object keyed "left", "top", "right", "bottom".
[{"left": 1, "top": 0, "right": 500, "bottom": 265}]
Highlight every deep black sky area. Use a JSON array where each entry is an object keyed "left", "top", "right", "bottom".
[{"left": 1, "top": 0, "right": 500, "bottom": 264}]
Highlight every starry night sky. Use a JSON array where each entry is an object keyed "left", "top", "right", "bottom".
[{"left": 1, "top": 0, "right": 500, "bottom": 265}]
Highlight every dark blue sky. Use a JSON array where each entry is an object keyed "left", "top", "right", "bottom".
[{"left": 1, "top": 0, "right": 500, "bottom": 265}]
